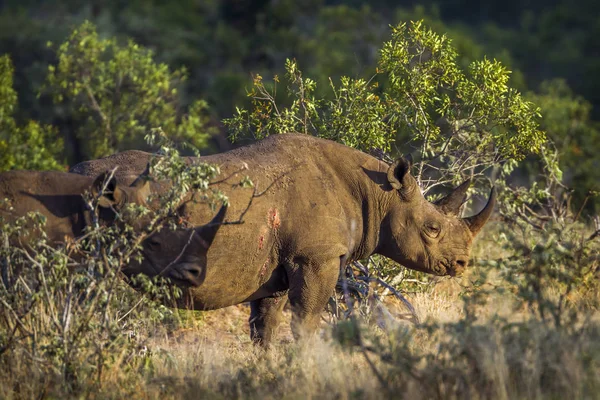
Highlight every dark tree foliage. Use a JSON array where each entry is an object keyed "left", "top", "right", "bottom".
[{"left": 0, "top": 0, "right": 598, "bottom": 209}]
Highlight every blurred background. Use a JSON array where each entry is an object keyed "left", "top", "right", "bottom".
[{"left": 0, "top": 0, "right": 598, "bottom": 207}]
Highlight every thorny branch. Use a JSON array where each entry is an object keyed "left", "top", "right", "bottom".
[{"left": 589, "top": 216, "right": 600, "bottom": 242}]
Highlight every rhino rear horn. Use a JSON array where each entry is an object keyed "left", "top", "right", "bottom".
[
  {"left": 436, "top": 179, "right": 471, "bottom": 216},
  {"left": 387, "top": 155, "right": 417, "bottom": 200},
  {"left": 464, "top": 187, "right": 496, "bottom": 235},
  {"left": 195, "top": 204, "right": 228, "bottom": 248}
]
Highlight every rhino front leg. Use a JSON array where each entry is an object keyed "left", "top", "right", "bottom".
[
  {"left": 286, "top": 257, "right": 341, "bottom": 339},
  {"left": 249, "top": 293, "right": 288, "bottom": 347}
]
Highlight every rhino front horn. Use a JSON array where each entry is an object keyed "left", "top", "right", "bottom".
[
  {"left": 464, "top": 187, "right": 496, "bottom": 235},
  {"left": 195, "top": 204, "right": 228, "bottom": 248},
  {"left": 436, "top": 179, "right": 471, "bottom": 216}
]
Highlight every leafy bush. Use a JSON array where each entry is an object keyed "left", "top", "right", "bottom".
[
  {"left": 0, "top": 55, "right": 63, "bottom": 171},
  {"left": 526, "top": 79, "right": 600, "bottom": 213},
  {"left": 227, "top": 21, "right": 543, "bottom": 190},
  {"left": 0, "top": 138, "right": 237, "bottom": 396},
  {"left": 44, "top": 21, "right": 215, "bottom": 161}
]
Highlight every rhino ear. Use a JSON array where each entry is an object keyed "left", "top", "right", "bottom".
[
  {"left": 435, "top": 179, "right": 471, "bottom": 216},
  {"left": 129, "top": 163, "right": 152, "bottom": 203},
  {"left": 92, "top": 171, "right": 125, "bottom": 209},
  {"left": 195, "top": 204, "right": 227, "bottom": 248},
  {"left": 387, "top": 155, "right": 417, "bottom": 200}
]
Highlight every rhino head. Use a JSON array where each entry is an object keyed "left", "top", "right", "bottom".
[
  {"left": 122, "top": 205, "right": 227, "bottom": 286},
  {"left": 378, "top": 157, "right": 496, "bottom": 277},
  {"left": 90, "top": 170, "right": 151, "bottom": 224}
]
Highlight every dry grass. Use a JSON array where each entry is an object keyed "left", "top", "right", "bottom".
[
  {"left": 1, "top": 225, "right": 599, "bottom": 399},
  {"left": 3, "top": 285, "right": 599, "bottom": 399}
]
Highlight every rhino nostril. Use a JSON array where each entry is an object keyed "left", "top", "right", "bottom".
[
  {"left": 455, "top": 259, "right": 467, "bottom": 268},
  {"left": 173, "top": 264, "right": 204, "bottom": 286},
  {"left": 184, "top": 265, "right": 202, "bottom": 278}
]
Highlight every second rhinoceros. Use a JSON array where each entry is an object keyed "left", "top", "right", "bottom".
[
  {"left": 0, "top": 169, "right": 226, "bottom": 284},
  {"left": 71, "top": 134, "right": 495, "bottom": 344}
]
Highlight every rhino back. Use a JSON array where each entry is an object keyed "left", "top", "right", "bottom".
[
  {"left": 0, "top": 171, "right": 93, "bottom": 243},
  {"left": 70, "top": 150, "right": 155, "bottom": 182}
]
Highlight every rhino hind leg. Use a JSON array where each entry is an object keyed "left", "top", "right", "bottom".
[
  {"left": 286, "top": 257, "right": 341, "bottom": 340},
  {"left": 249, "top": 293, "right": 288, "bottom": 347}
]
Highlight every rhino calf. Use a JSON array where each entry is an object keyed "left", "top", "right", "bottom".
[
  {"left": 0, "top": 169, "right": 226, "bottom": 285},
  {"left": 71, "top": 134, "right": 495, "bottom": 345}
]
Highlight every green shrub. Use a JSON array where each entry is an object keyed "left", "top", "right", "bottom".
[
  {"left": 0, "top": 138, "right": 240, "bottom": 396},
  {"left": 44, "top": 21, "right": 215, "bottom": 161},
  {"left": 0, "top": 55, "right": 63, "bottom": 171}
]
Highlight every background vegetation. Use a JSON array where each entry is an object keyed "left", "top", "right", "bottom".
[
  {"left": 0, "top": 0, "right": 598, "bottom": 211},
  {"left": 0, "top": 1, "right": 599, "bottom": 398}
]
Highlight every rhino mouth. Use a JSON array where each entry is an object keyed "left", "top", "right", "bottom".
[
  {"left": 166, "top": 274, "right": 197, "bottom": 288},
  {"left": 167, "top": 263, "right": 205, "bottom": 287},
  {"left": 399, "top": 256, "right": 461, "bottom": 277},
  {"left": 437, "top": 262, "right": 465, "bottom": 277},
  {"left": 400, "top": 259, "right": 450, "bottom": 277},
  {"left": 434, "top": 262, "right": 449, "bottom": 276},
  {"left": 426, "top": 260, "right": 460, "bottom": 277}
]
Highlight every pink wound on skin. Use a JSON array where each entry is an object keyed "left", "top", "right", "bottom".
[
  {"left": 260, "top": 258, "right": 269, "bottom": 277},
  {"left": 268, "top": 208, "right": 281, "bottom": 230},
  {"left": 258, "top": 226, "right": 269, "bottom": 250}
]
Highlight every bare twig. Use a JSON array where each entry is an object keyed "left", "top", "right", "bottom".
[
  {"left": 208, "top": 164, "right": 249, "bottom": 186},
  {"left": 338, "top": 260, "right": 390, "bottom": 392}
]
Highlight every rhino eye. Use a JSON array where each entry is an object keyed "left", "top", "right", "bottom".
[
  {"left": 424, "top": 223, "right": 441, "bottom": 238},
  {"left": 147, "top": 238, "right": 161, "bottom": 250}
]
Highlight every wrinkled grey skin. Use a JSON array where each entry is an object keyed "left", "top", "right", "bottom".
[
  {"left": 71, "top": 134, "right": 495, "bottom": 345},
  {"left": 0, "top": 169, "right": 225, "bottom": 286}
]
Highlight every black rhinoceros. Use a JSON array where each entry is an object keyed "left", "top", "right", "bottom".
[
  {"left": 0, "top": 170, "right": 226, "bottom": 282},
  {"left": 71, "top": 134, "right": 495, "bottom": 344}
]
